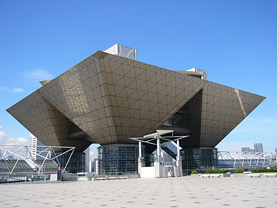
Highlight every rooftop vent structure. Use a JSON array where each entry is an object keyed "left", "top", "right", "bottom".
[
  {"left": 175, "top": 67, "right": 208, "bottom": 80},
  {"left": 104, "top": 44, "right": 137, "bottom": 60}
]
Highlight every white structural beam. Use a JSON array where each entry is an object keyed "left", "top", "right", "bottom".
[
  {"left": 139, "top": 141, "right": 142, "bottom": 158},
  {"left": 176, "top": 139, "right": 180, "bottom": 157}
]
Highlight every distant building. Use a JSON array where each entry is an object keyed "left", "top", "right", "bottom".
[
  {"left": 241, "top": 147, "right": 250, "bottom": 153},
  {"left": 241, "top": 143, "right": 263, "bottom": 154},
  {"left": 29, "top": 133, "right": 47, "bottom": 160},
  {"left": 29, "top": 134, "right": 37, "bottom": 159},
  {"left": 254, "top": 143, "right": 263, "bottom": 153}
]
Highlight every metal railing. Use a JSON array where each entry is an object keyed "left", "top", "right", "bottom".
[{"left": 218, "top": 151, "right": 277, "bottom": 168}]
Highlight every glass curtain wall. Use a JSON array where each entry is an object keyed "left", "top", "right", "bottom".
[
  {"left": 182, "top": 148, "right": 218, "bottom": 174},
  {"left": 57, "top": 152, "right": 86, "bottom": 173},
  {"left": 98, "top": 144, "right": 145, "bottom": 176}
]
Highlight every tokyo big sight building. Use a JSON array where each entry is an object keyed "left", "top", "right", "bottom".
[{"left": 7, "top": 44, "right": 265, "bottom": 175}]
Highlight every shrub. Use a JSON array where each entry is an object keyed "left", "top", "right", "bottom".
[
  {"left": 251, "top": 169, "right": 277, "bottom": 173},
  {"left": 235, "top": 169, "right": 244, "bottom": 173},
  {"left": 205, "top": 169, "right": 227, "bottom": 174},
  {"left": 191, "top": 171, "right": 199, "bottom": 174}
]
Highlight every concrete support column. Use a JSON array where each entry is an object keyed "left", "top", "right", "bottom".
[
  {"left": 138, "top": 141, "right": 143, "bottom": 175},
  {"left": 139, "top": 141, "right": 142, "bottom": 158},
  {"left": 138, "top": 157, "right": 143, "bottom": 176},
  {"left": 177, "top": 139, "right": 180, "bottom": 157},
  {"left": 154, "top": 155, "right": 164, "bottom": 178},
  {"left": 175, "top": 139, "right": 182, "bottom": 177},
  {"left": 154, "top": 133, "right": 165, "bottom": 178},
  {"left": 157, "top": 137, "right": 160, "bottom": 157},
  {"left": 175, "top": 156, "right": 183, "bottom": 177}
]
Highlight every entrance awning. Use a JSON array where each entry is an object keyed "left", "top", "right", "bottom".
[{"left": 143, "top": 130, "right": 174, "bottom": 139}]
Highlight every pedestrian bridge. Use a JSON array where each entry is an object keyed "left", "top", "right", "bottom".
[{"left": 218, "top": 151, "right": 277, "bottom": 169}]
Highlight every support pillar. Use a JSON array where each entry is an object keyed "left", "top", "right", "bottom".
[
  {"left": 175, "top": 139, "right": 183, "bottom": 177},
  {"left": 138, "top": 141, "right": 143, "bottom": 175},
  {"left": 154, "top": 134, "right": 165, "bottom": 178}
]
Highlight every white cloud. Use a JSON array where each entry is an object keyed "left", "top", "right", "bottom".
[
  {"left": 0, "top": 86, "right": 7, "bottom": 91},
  {"left": 24, "top": 69, "right": 54, "bottom": 81},
  {"left": 0, "top": 87, "right": 24, "bottom": 93},
  {"left": 12, "top": 88, "right": 24, "bottom": 93},
  {"left": 0, "top": 129, "right": 28, "bottom": 146}
]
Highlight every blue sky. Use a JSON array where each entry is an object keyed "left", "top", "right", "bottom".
[{"left": 0, "top": 0, "right": 276, "bottom": 155}]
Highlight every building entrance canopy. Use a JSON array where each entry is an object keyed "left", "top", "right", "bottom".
[
  {"left": 130, "top": 130, "right": 187, "bottom": 178},
  {"left": 130, "top": 130, "right": 189, "bottom": 146}
]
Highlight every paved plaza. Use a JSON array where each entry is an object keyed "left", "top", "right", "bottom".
[{"left": 0, "top": 177, "right": 277, "bottom": 208}]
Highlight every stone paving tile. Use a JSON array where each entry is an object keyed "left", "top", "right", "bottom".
[{"left": 0, "top": 177, "right": 277, "bottom": 207}]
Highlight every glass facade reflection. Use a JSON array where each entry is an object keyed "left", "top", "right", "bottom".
[
  {"left": 98, "top": 144, "right": 145, "bottom": 175},
  {"left": 182, "top": 148, "right": 218, "bottom": 174},
  {"left": 163, "top": 112, "right": 188, "bottom": 127},
  {"left": 57, "top": 152, "right": 86, "bottom": 173}
]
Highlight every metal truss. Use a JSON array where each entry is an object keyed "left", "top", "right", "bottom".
[
  {"left": 218, "top": 151, "right": 277, "bottom": 168},
  {"left": 0, "top": 145, "right": 75, "bottom": 174}
]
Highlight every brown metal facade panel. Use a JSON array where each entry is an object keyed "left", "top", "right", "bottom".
[
  {"left": 99, "top": 52, "right": 205, "bottom": 143},
  {"left": 200, "top": 82, "right": 265, "bottom": 147},
  {"left": 43, "top": 99, "right": 92, "bottom": 151},
  {"left": 7, "top": 91, "right": 92, "bottom": 151},
  {"left": 178, "top": 90, "right": 203, "bottom": 149},
  {"left": 7, "top": 50, "right": 265, "bottom": 149},
  {"left": 39, "top": 54, "right": 116, "bottom": 145},
  {"left": 7, "top": 91, "right": 59, "bottom": 146}
]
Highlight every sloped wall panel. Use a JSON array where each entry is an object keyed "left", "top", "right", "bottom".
[
  {"left": 200, "top": 82, "right": 265, "bottom": 147},
  {"left": 99, "top": 52, "right": 206, "bottom": 143},
  {"left": 7, "top": 91, "right": 59, "bottom": 146},
  {"left": 39, "top": 55, "right": 117, "bottom": 145}
]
